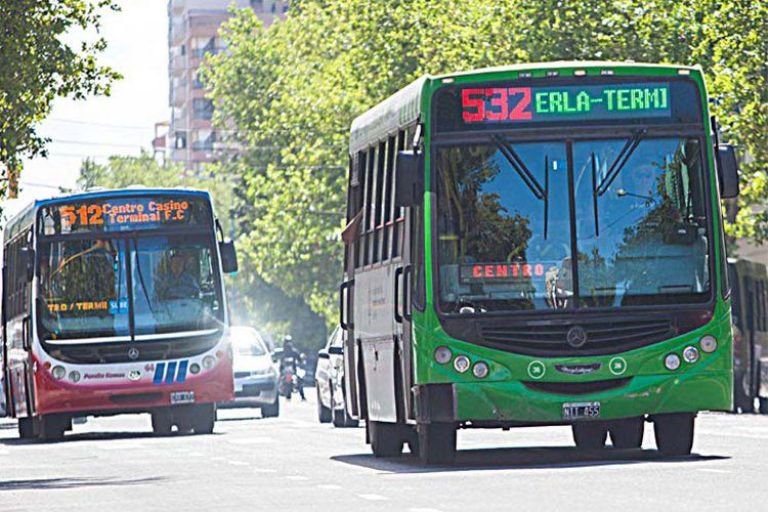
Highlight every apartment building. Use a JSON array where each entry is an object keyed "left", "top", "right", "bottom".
[{"left": 167, "top": 0, "right": 288, "bottom": 171}]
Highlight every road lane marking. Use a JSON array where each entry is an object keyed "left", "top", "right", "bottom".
[
  {"left": 317, "top": 484, "right": 342, "bottom": 490},
  {"left": 698, "top": 469, "right": 730, "bottom": 474},
  {"left": 358, "top": 494, "right": 388, "bottom": 501},
  {"left": 285, "top": 475, "right": 309, "bottom": 481}
]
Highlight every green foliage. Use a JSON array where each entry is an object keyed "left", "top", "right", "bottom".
[
  {"left": 0, "top": 0, "right": 121, "bottom": 198},
  {"left": 202, "top": 0, "right": 767, "bottom": 329}
]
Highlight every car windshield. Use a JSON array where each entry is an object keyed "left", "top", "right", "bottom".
[
  {"left": 235, "top": 339, "right": 267, "bottom": 356},
  {"left": 38, "top": 233, "right": 224, "bottom": 340},
  {"left": 435, "top": 136, "right": 710, "bottom": 313}
]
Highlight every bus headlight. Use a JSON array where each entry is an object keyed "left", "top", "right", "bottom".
[
  {"left": 472, "top": 361, "right": 489, "bottom": 379},
  {"left": 683, "top": 346, "right": 700, "bottom": 364},
  {"left": 700, "top": 335, "right": 717, "bottom": 353},
  {"left": 189, "top": 363, "right": 201, "bottom": 375},
  {"left": 52, "top": 366, "right": 66, "bottom": 380},
  {"left": 434, "top": 346, "right": 452, "bottom": 364},
  {"left": 664, "top": 354, "right": 681, "bottom": 371},
  {"left": 68, "top": 371, "right": 81, "bottom": 383},
  {"left": 202, "top": 356, "right": 216, "bottom": 370},
  {"left": 454, "top": 355, "right": 471, "bottom": 373}
]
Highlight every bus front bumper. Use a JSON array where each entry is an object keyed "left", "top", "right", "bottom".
[{"left": 414, "top": 370, "right": 731, "bottom": 425}]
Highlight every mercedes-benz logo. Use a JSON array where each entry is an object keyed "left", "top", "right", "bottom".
[
  {"left": 128, "top": 347, "right": 140, "bottom": 360},
  {"left": 566, "top": 326, "right": 588, "bottom": 348}
]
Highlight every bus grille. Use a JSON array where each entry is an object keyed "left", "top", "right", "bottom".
[
  {"left": 45, "top": 335, "right": 219, "bottom": 364},
  {"left": 523, "top": 378, "right": 632, "bottom": 395},
  {"left": 480, "top": 318, "right": 673, "bottom": 356}
]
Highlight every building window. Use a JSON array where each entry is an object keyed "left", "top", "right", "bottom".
[{"left": 192, "top": 99, "right": 214, "bottom": 120}]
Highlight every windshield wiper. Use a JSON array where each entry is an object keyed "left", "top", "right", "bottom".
[
  {"left": 131, "top": 238, "right": 155, "bottom": 314},
  {"left": 492, "top": 135, "right": 549, "bottom": 238},
  {"left": 595, "top": 129, "right": 647, "bottom": 197}
]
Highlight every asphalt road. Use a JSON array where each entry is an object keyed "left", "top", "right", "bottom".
[{"left": 1, "top": 391, "right": 766, "bottom": 512}]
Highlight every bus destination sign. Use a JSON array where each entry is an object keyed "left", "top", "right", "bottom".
[
  {"left": 458, "top": 82, "right": 671, "bottom": 125},
  {"left": 41, "top": 196, "right": 211, "bottom": 235}
]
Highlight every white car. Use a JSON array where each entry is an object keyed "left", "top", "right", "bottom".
[
  {"left": 315, "top": 326, "right": 358, "bottom": 427},
  {"left": 223, "top": 326, "right": 280, "bottom": 417}
]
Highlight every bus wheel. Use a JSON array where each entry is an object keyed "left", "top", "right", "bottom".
[
  {"left": 151, "top": 408, "right": 173, "bottom": 436},
  {"left": 734, "top": 371, "right": 755, "bottom": 413},
  {"left": 191, "top": 404, "right": 216, "bottom": 434},
  {"left": 653, "top": 413, "right": 694, "bottom": 456},
  {"left": 417, "top": 422, "right": 456, "bottom": 465},
  {"left": 759, "top": 397, "right": 768, "bottom": 415},
  {"left": 18, "top": 417, "right": 36, "bottom": 439},
  {"left": 609, "top": 417, "right": 644, "bottom": 449},
  {"left": 38, "top": 414, "right": 67, "bottom": 441},
  {"left": 572, "top": 422, "right": 607, "bottom": 449},
  {"left": 369, "top": 421, "right": 403, "bottom": 457}
]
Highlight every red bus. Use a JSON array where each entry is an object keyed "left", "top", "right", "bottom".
[{"left": 2, "top": 188, "right": 238, "bottom": 439}]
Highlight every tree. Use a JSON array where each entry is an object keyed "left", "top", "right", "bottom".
[
  {"left": 0, "top": 0, "right": 121, "bottom": 200},
  {"left": 203, "top": 0, "right": 767, "bottom": 329}
]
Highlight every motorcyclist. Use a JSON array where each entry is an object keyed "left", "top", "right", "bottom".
[{"left": 279, "top": 336, "right": 300, "bottom": 400}]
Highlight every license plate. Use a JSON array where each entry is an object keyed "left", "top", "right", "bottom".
[
  {"left": 170, "top": 391, "right": 195, "bottom": 404},
  {"left": 562, "top": 401, "right": 601, "bottom": 420}
]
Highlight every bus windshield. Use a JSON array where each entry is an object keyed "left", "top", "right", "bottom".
[
  {"left": 435, "top": 136, "right": 710, "bottom": 313},
  {"left": 38, "top": 233, "right": 223, "bottom": 341}
]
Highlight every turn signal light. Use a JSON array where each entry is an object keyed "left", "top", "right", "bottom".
[
  {"left": 52, "top": 366, "right": 66, "bottom": 380},
  {"left": 202, "top": 356, "right": 216, "bottom": 370},
  {"left": 664, "top": 354, "right": 681, "bottom": 371},
  {"left": 683, "top": 346, "right": 700, "bottom": 364},
  {"left": 434, "top": 346, "right": 452, "bottom": 364},
  {"left": 454, "top": 355, "right": 471, "bottom": 373},
  {"left": 700, "top": 335, "right": 717, "bottom": 353},
  {"left": 472, "top": 362, "right": 489, "bottom": 379}
]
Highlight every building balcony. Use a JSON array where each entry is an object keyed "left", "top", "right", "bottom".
[{"left": 171, "top": 54, "right": 187, "bottom": 74}]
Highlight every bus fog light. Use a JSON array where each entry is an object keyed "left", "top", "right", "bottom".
[
  {"left": 683, "top": 346, "right": 699, "bottom": 363},
  {"left": 664, "top": 354, "right": 681, "bottom": 371},
  {"left": 68, "top": 371, "right": 81, "bottom": 383},
  {"left": 434, "top": 346, "right": 452, "bottom": 364},
  {"left": 189, "top": 363, "right": 201, "bottom": 374},
  {"left": 700, "top": 335, "right": 717, "bottom": 353},
  {"left": 202, "top": 356, "right": 216, "bottom": 370},
  {"left": 454, "top": 355, "right": 471, "bottom": 373},
  {"left": 472, "top": 362, "right": 489, "bottom": 379},
  {"left": 52, "top": 366, "right": 66, "bottom": 380}
]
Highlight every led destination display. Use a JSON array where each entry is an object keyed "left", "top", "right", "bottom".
[
  {"left": 40, "top": 196, "right": 211, "bottom": 235},
  {"left": 434, "top": 79, "right": 702, "bottom": 131},
  {"left": 461, "top": 83, "right": 670, "bottom": 124}
]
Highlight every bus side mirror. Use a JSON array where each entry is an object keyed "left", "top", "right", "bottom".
[
  {"left": 717, "top": 144, "right": 740, "bottom": 199},
  {"left": 219, "top": 241, "right": 238, "bottom": 274},
  {"left": 394, "top": 151, "right": 424, "bottom": 208},
  {"left": 328, "top": 346, "right": 344, "bottom": 356},
  {"left": 21, "top": 247, "right": 35, "bottom": 282}
]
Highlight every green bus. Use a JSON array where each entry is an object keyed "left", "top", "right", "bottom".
[{"left": 340, "top": 61, "right": 740, "bottom": 464}]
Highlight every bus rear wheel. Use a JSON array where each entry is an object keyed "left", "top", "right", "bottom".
[
  {"left": 572, "top": 422, "right": 607, "bottom": 449},
  {"left": 369, "top": 421, "right": 403, "bottom": 457},
  {"left": 609, "top": 417, "right": 644, "bottom": 449},
  {"left": 37, "top": 414, "right": 68, "bottom": 441},
  {"left": 417, "top": 422, "right": 456, "bottom": 465},
  {"left": 653, "top": 413, "right": 695, "bottom": 456}
]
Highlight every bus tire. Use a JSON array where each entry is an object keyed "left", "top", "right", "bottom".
[
  {"left": 38, "top": 414, "right": 67, "bottom": 441},
  {"left": 417, "top": 422, "right": 456, "bottom": 465},
  {"left": 317, "top": 386, "right": 331, "bottom": 423},
  {"left": 331, "top": 385, "right": 358, "bottom": 428},
  {"left": 369, "top": 421, "right": 403, "bottom": 457},
  {"left": 758, "top": 397, "right": 768, "bottom": 415},
  {"left": 18, "top": 417, "right": 36, "bottom": 439},
  {"left": 262, "top": 396, "right": 280, "bottom": 418},
  {"left": 734, "top": 371, "right": 755, "bottom": 413},
  {"left": 191, "top": 404, "right": 216, "bottom": 434},
  {"left": 609, "top": 417, "right": 644, "bottom": 449},
  {"left": 151, "top": 408, "right": 173, "bottom": 436},
  {"left": 572, "top": 422, "right": 607, "bottom": 449},
  {"left": 653, "top": 413, "right": 694, "bottom": 456}
]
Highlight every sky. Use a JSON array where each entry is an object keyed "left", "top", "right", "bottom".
[{"left": 4, "top": 0, "right": 169, "bottom": 214}]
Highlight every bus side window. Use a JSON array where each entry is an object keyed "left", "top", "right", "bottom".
[
  {"left": 363, "top": 146, "right": 375, "bottom": 266},
  {"left": 381, "top": 135, "right": 396, "bottom": 262},
  {"left": 392, "top": 130, "right": 407, "bottom": 259},
  {"left": 373, "top": 140, "right": 386, "bottom": 264}
]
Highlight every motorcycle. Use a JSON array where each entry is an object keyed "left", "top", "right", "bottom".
[{"left": 278, "top": 358, "right": 295, "bottom": 399}]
